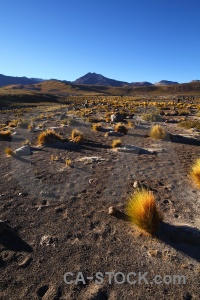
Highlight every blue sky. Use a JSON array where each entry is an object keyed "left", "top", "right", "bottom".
[{"left": 1, "top": 0, "right": 200, "bottom": 83}]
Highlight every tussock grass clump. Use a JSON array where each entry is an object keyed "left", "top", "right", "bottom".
[
  {"left": 37, "top": 129, "right": 63, "bottom": 145},
  {"left": 142, "top": 113, "right": 163, "bottom": 122},
  {"left": 150, "top": 125, "right": 166, "bottom": 139},
  {"left": 66, "top": 159, "right": 72, "bottom": 167},
  {"left": 190, "top": 158, "right": 200, "bottom": 188},
  {"left": 4, "top": 148, "right": 15, "bottom": 157},
  {"left": 114, "top": 123, "right": 128, "bottom": 135},
  {"left": 71, "top": 129, "right": 84, "bottom": 143},
  {"left": 28, "top": 123, "right": 35, "bottom": 131},
  {"left": 126, "top": 189, "right": 162, "bottom": 234},
  {"left": 0, "top": 130, "right": 12, "bottom": 139},
  {"left": 9, "top": 120, "right": 18, "bottom": 127},
  {"left": 127, "top": 121, "right": 135, "bottom": 128},
  {"left": 92, "top": 123, "right": 102, "bottom": 131},
  {"left": 112, "top": 139, "right": 122, "bottom": 148},
  {"left": 178, "top": 120, "right": 200, "bottom": 130}
]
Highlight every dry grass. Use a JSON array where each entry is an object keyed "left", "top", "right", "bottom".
[
  {"left": 127, "top": 121, "right": 135, "bottom": 128},
  {"left": 92, "top": 123, "right": 102, "bottom": 131},
  {"left": 0, "top": 130, "right": 12, "bottom": 139},
  {"left": 112, "top": 139, "right": 122, "bottom": 148},
  {"left": 4, "top": 147, "right": 15, "bottom": 157},
  {"left": 190, "top": 158, "right": 200, "bottom": 188},
  {"left": 142, "top": 112, "right": 163, "bottom": 122},
  {"left": 149, "top": 125, "right": 166, "bottom": 139},
  {"left": 71, "top": 129, "right": 84, "bottom": 143},
  {"left": 8, "top": 120, "right": 18, "bottom": 127},
  {"left": 22, "top": 139, "right": 31, "bottom": 146},
  {"left": 37, "top": 129, "right": 63, "bottom": 145},
  {"left": 28, "top": 123, "right": 35, "bottom": 131},
  {"left": 126, "top": 189, "right": 163, "bottom": 234},
  {"left": 178, "top": 120, "right": 200, "bottom": 130},
  {"left": 66, "top": 159, "right": 72, "bottom": 167},
  {"left": 114, "top": 123, "right": 128, "bottom": 135}
]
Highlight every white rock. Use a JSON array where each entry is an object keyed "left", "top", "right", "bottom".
[{"left": 14, "top": 145, "right": 32, "bottom": 156}]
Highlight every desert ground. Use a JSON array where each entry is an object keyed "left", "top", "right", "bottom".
[{"left": 0, "top": 95, "right": 200, "bottom": 299}]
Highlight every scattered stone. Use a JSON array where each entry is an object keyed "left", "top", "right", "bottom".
[
  {"left": 105, "top": 131, "right": 123, "bottom": 137},
  {"left": 110, "top": 113, "right": 124, "bottom": 122},
  {"left": 113, "top": 145, "right": 156, "bottom": 154},
  {"left": 108, "top": 206, "right": 117, "bottom": 215},
  {"left": 18, "top": 256, "right": 32, "bottom": 268},
  {"left": 14, "top": 145, "right": 32, "bottom": 156},
  {"left": 148, "top": 249, "right": 162, "bottom": 258},
  {"left": 40, "top": 235, "right": 58, "bottom": 247},
  {"left": 77, "top": 156, "right": 105, "bottom": 163}
]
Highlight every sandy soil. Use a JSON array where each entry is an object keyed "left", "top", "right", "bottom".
[{"left": 0, "top": 106, "right": 200, "bottom": 300}]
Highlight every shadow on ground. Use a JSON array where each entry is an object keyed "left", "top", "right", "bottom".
[
  {"left": 111, "top": 210, "right": 200, "bottom": 262},
  {"left": 0, "top": 230, "right": 33, "bottom": 253}
]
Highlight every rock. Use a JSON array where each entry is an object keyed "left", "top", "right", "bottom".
[
  {"left": 110, "top": 113, "right": 124, "bottom": 122},
  {"left": 105, "top": 131, "right": 123, "bottom": 137},
  {"left": 108, "top": 206, "right": 117, "bottom": 215},
  {"left": 14, "top": 145, "right": 32, "bottom": 156},
  {"left": 40, "top": 235, "right": 58, "bottom": 247},
  {"left": 18, "top": 256, "right": 32, "bottom": 268},
  {"left": 78, "top": 156, "right": 105, "bottom": 163},
  {"left": 114, "top": 145, "right": 155, "bottom": 154}
]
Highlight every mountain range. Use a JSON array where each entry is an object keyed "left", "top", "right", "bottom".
[{"left": 0, "top": 72, "right": 199, "bottom": 88}]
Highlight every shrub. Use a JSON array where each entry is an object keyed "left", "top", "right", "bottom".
[
  {"left": 126, "top": 189, "right": 162, "bottom": 234},
  {"left": 92, "top": 123, "right": 102, "bottom": 131},
  {"left": 112, "top": 139, "right": 122, "bottom": 148},
  {"left": 37, "top": 129, "right": 63, "bottom": 145},
  {"left": 150, "top": 125, "right": 166, "bottom": 139},
  {"left": 190, "top": 158, "right": 200, "bottom": 188},
  {"left": 0, "top": 130, "right": 12, "bottom": 139},
  {"left": 71, "top": 129, "right": 84, "bottom": 143},
  {"left": 114, "top": 123, "right": 128, "bottom": 135}
]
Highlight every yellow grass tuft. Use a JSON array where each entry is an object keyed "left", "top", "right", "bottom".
[
  {"left": 149, "top": 125, "right": 166, "bottom": 139},
  {"left": 66, "top": 159, "right": 72, "bottom": 167},
  {"left": 28, "top": 123, "right": 35, "bottom": 131},
  {"left": 112, "top": 139, "right": 122, "bottom": 148},
  {"left": 92, "top": 123, "right": 102, "bottom": 131},
  {"left": 37, "top": 129, "right": 63, "bottom": 145},
  {"left": 71, "top": 129, "right": 84, "bottom": 143},
  {"left": 190, "top": 158, "right": 200, "bottom": 188},
  {"left": 8, "top": 120, "right": 18, "bottom": 127},
  {"left": 126, "top": 189, "right": 163, "bottom": 234},
  {"left": 0, "top": 130, "right": 12, "bottom": 139},
  {"left": 114, "top": 123, "right": 128, "bottom": 135},
  {"left": 127, "top": 121, "right": 135, "bottom": 128},
  {"left": 4, "top": 148, "right": 15, "bottom": 157}
]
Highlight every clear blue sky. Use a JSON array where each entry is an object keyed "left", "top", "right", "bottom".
[{"left": 1, "top": 0, "right": 200, "bottom": 83}]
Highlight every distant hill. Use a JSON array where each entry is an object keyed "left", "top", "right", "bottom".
[
  {"left": 0, "top": 73, "right": 200, "bottom": 93},
  {"left": 0, "top": 74, "right": 43, "bottom": 87},
  {"left": 129, "top": 81, "right": 153, "bottom": 86},
  {"left": 154, "top": 80, "right": 179, "bottom": 86},
  {"left": 73, "top": 72, "right": 128, "bottom": 87}
]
